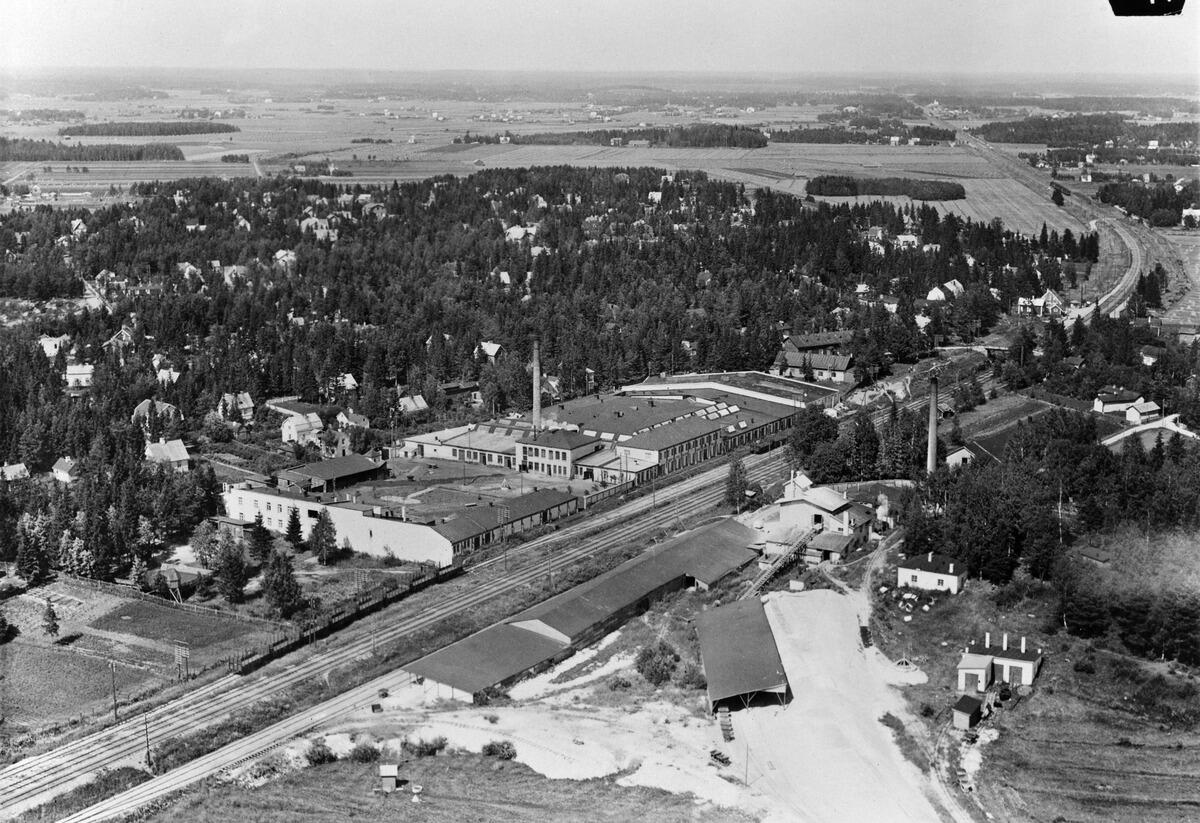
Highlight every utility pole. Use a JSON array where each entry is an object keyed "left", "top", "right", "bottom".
[
  {"left": 109, "top": 660, "right": 118, "bottom": 722},
  {"left": 143, "top": 710, "right": 152, "bottom": 769}
]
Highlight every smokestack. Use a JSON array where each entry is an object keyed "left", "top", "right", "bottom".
[
  {"left": 926, "top": 376, "right": 939, "bottom": 474},
  {"left": 532, "top": 338, "right": 542, "bottom": 431}
]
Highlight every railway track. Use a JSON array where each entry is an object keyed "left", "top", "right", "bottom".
[{"left": 0, "top": 450, "right": 784, "bottom": 820}]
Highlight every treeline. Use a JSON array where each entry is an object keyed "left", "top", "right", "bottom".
[
  {"left": 1097, "top": 180, "right": 1198, "bottom": 226},
  {"left": 458, "top": 123, "right": 769, "bottom": 149},
  {"left": 806, "top": 175, "right": 966, "bottom": 200},
  {"left": 60, "top": 121, "right": 240, "bottom": 137},
  {"left": 350, "top": 138, "right": 393, "bottom": 144},
  {"left": 0, "top": 137, "right": 185, "bottom": 162},
  {"left": 1040, "top": 147, "right": 1200, "bottom": 167},
  {"left": 770, "top": 124, "right": 955, "bottom": 145},
  {"left": 972, "top": 114, "right": 1200, "bottom": 148},
  {"left": 221, "top": 154, "right": 251, "bottom": 163},
  {"left": 917, "top": 94, "right": 1200, "bottom": 117}
]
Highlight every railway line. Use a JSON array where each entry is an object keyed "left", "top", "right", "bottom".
[{"left": 0, "top": 449, "right": 784, "bottom": 820}]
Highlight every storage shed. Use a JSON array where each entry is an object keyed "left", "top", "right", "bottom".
[{"left": 953, "top": 695, "right": 983, "bottom": 730}]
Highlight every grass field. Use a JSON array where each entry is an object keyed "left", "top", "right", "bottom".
[
  {"left": 0, "top": 642, "right": 148, "bottom": 727},
  {"left": 90, "top": 598, "right": 257, "bottom": 651},
  {"left": 145, "top": 755, "right": 751, "bottom": 823}
]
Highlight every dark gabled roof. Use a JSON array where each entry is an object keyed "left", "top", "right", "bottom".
[
  {"left": 291, "top": 453, "right": 380, "bottom": 482},
  {"left": 518, "top": 429, "right": 599, "bottom": 451},
  {"left": 697, "top": 598, "right": 788, "bottom": 707},
  {"left": 810, "top": 532, "right": 856, "bottom": 553},
  {"left": 404, "top": 623, "right": 567, "bottom": 695},
  {"left": 953, "top": 695, "right": 982, "bottom": 714},
  {"left": 777, "top": 351, "right": 854, "bottom": 371},
  {"left": 431, "top": 489, "right": 579, "bottom": 543},
  {"left": 1096, "top": 386, "right": 1141, "bottom": 404},
  {"left": 506, "top": 519, "right": 757, "bottom": 644},
  {"left": 899, "top": 552, "right": 965, "bottom": 576},
  {"left": 783, "top": 330, "right": 855, "bottom": 351}
]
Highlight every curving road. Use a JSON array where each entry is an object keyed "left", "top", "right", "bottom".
[{"left": 1, "top": 449, "right": 785, "bottom": 820}]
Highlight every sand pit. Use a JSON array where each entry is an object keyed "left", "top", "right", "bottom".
[{"left": 728, "top": 590, "right": 949, "bottom": 823}]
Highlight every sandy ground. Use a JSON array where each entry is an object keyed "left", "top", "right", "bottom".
[{"left": 738, "top": 590, "right": 946, "bottom": 823}]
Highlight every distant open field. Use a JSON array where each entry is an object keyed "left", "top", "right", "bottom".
[{"left": 3, "top": 88, "right": 1088, "bottom": 233}]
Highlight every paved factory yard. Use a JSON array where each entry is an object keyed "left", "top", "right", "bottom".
[{"left": 734, "top": 590, "right": 955, "bottom": 823}]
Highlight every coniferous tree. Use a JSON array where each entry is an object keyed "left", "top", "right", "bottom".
[
  {"left": 308, "top": 509, "right": 337, "bottom": 565},
  {"left": 285, "top": 506, "right": 304, "bottom": 549},
  {"left": 249, "top": 512, "right": 273, "bottom": 564},
  {"left": 215, "top": 532, "right": 247, "bottom": 603},
  {"left": 262, "top": 549, "right": 304, "bottom": 618}
]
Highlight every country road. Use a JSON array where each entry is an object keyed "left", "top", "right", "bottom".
[{"left": 1, "top": 449, "right": 785, "bottom": 820}]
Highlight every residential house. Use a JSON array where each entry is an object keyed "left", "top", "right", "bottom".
[
  {"left": 1, "top": 463, "right": 30, "bottom": 482},
  {"left": 65, "top": 363, "right": 94, "bottom": 392},
  {"left": 103, "top": 325, "right": 136, "bottom": 355},
  {"left": 156, "top": 367, "right": 181, "bottom": 385},
  {"left": 217, "top": 392, "right": 255, "bottom": 422},
  {"left": 1126, "top": 400, "right": 1162, "bottom": 425},
  {"left": 895, "top": 234, "right": 919, "bottom": 249},
  {"left": 281, "top": 412, "right": 324, "bottom": 445},
  {"left": 144, "top": 438, "right": 190, "bottom": 472},
  {"left": 1140, "top": 345, "right": 1166, "bottom": 367},
  {"left": 52, "top": 457, "right": 80, "bottom": 484},
  {"left": 1093, "top": 386, "right": 1143, "bottom": 414},
  {"left": 397, "top": 394, "right": 430, "bottom": 415},
  {"left": 131, "top": 399, "right": 181, "bottom": 432},
  {"left": 475, "top": 341, "right": 504, "bottom": 363},
  {"left": 39, "top": 334, "right": 70, "bottom": 359},
  {"left": 337, "top": 409, "right": 370, "bottom": 429},
  {"left": 897, "top": 552, "right": 967, "bottom": 594},
  {"left": 771, "top": 351, "right": 855, "bottom": 383}
]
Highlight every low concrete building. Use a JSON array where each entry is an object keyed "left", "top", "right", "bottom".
[
  {"left": 958, "top": 632, "right": 1044, "bottom": 691},
  {"left": 776, "top": 485, "right": 871, "bottom": 550},
  {"left": 897, "top": 552, "right": 967, "bottom": 594},
  {"left": 957, "top": 652, "right": 994, "bottom": 694}
]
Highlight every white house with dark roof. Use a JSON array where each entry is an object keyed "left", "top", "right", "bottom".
[
  {"left": 337, "top": 409, "right": 370, "bottom": 429},
  {"left": 958, "top": 632, "right": 1044, "bottom": 691},
  {"left": 1093, "top": 386, "right": 1143, "bottom": 414},
  {"left": 771, "top": 350, "right": 855, "bottom": 383},
  {"left": 897, "top": 551, "right": 967, "bottom": 594}
]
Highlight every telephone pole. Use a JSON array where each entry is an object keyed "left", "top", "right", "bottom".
[{"left": 108, "top": 660, "right": 118, "bottom": 722}]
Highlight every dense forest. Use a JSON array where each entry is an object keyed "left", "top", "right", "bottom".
[
  {"left": 60, "top": 121, "right": 240, "bottom": 137},
  {"left": 972, "top": 113, "right": 1200, "bottom": 148},
  {"left": 806, "top": 176, "right": 966, "bottom": 200},
  {"left": 0, "top": 137, "right": 185, "bottom": 162},
  {"left": 0, "top": 166, "right": 1114, "bottom": 583},
  {"left": 457, "top": 124, "right": 768, "bottom": 149},
  {"left": 1096, "top": 180, "right": 1199, "bottom": 226},
  {"left": 1037, "top": 146, "right": 1200, "bottom": 167}
]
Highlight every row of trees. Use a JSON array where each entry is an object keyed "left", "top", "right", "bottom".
[
  {"left": 60, "top": 121, "right": 239, "bottom": 137},
  {"left": 805, "top": 176, "right": 966, "bottom": 200},
  {"left": 1096, "top": 179, "right": 1199, "bottom": 226},
  {"left": 458, "top": 124, "right": 769, "bottom": 149},
  {"left": 0, "top": 137, "right": 185, "bottom": 162},
  {"left": 972, "top": 113, "right": 1199, "bottom": 148}
]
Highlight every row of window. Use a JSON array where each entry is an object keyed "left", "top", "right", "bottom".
[{"left": 523, "top": 446, "right": 567, "bottom": 461}]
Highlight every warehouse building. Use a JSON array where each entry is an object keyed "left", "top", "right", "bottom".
[{"left": 405, "top": 519, "right": 759, "bottom": 701}]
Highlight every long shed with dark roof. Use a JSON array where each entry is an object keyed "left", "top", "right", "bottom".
[{"left": 696, "top": 598, "right": 789, "bottom": 713}]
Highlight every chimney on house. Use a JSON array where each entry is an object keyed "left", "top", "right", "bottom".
[
  {"left": 949, "top": 562, "right": 955, "bottom": 573},
  {"left": 1021, "top": 637, "right": 1027, "bottom": 654},
  {"left": 1002, "top": 633, "right": 1009, "bottom": 651},
  {"left": 927, "top": 552, "right": 933, "bottom": 562},
  {"left": 532, "top": 338, "right": 542, "bottom": 431},
  {"left": 985, "top": 631, "right": 991, "bottom": 648},
  {"left": 926, "top": 376, "right": 939, "bottom": 474}
]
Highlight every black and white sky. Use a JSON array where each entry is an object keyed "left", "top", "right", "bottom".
[{"left": 2, "top": 0, "right": 1197, "bottom": 80}]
